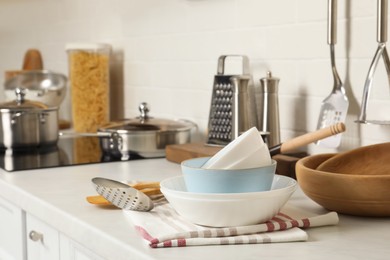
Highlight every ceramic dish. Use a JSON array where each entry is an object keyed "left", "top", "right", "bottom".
[
  {"left": 181, "top": 157, "right": 276, "bottom": 193},
  {"left": 160, "top": 175, "right": 297, "bottom": 227}
]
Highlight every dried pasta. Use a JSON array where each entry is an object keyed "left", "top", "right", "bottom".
[
  {"left": 68, "top": 50, "right": 110, "bottom": 132},
  {"left": 74, "top": 137, "right": 101, "bottom": 163}
]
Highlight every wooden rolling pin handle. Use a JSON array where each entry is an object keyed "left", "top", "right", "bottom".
[
  {"left": 269, "top": 122, "right": 346, "bottom": 156},
  {"left": 22, "top": 49, "right": 44, "bottom": 70}
]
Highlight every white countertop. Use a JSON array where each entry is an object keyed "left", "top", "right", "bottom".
[{"left": 1, "top": 158, "right": 390, "bottom": 260}]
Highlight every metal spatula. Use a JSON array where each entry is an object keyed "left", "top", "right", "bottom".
[
  {"left": 91, "top": 177, "right": 154, "bottom": 212},
  {"left": 316, "top": 0, "right": 349, "bottom": 148}
]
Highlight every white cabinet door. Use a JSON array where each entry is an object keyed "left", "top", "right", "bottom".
[
  {"left": 26, "top": 213, "right": 60, "bottom": 260},
  {"left": 0, "top": 196, "right": 26, "bottom": 260},
  {"left": 59, "top": 234, "right": 105, "bottom": 260}
]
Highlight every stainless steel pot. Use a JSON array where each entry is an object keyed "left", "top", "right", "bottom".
[
  {"left": 97, "top": 102, "right": 196, "bottom": 159},
  {"left": 0, "top": 88, "right": 59, "bottom": 149},
  {"left": 4, "top": 70, "right": 67, "bottom": 108}
]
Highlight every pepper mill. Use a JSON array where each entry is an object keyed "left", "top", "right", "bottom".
[{"left": 259, "top": 71, "right": 280, "bottom": 147}]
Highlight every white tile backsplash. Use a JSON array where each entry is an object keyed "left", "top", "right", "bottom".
[
  {"left": 0, "top": 0, "right": 389, "bottom": 153},
  {"left": 238, "top": 0, "right": 296, "bottom": 27},
  {"left": 187, "top": 0, "right": 236, "bottom": 31}
]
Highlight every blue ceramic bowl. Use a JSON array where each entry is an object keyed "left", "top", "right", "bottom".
[{"left": 181, "top": 157, "right": 276, "bottom": 193}]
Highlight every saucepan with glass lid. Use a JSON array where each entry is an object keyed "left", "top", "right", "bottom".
[{"left": 62, "top": 102, "right": 197, "bottom": 160}]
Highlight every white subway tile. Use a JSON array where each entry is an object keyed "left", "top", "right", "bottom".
[
  {"left": 187, "top": 0, "right": 236, "bottom": 31},
  {"left": 296, "top": 0, "right": 327, "bottom": 22},
  {"left": 265, "top": 23, "right": 328, "bottom": 60},
  {"left": 174, "top": 89, "right": 211, "bottom": 119},
  {"left": 149, "top": 61, "right": 190, "bottom": 88},
  {"left": 124, "top": 62, "right": 152, "bottom": 86},
  {"left": 186, "top": 61, "right": 216, "bottom": 91},
  {"left": 237, "top": 0, "right": 296, "bottom": 27},
  {"left": 348, "top": 17, "right": 377, "bottom": 58},
  {"left": 349, "top": 0, "right": 376, "bottom": 18},
  {"left": 149, "top": 1, "right": 188, "bottom": 34}
]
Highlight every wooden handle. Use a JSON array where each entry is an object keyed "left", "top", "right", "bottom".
[
  {"left": 86, "top": 195, "right": 113, "bottom": 205},
  {"left": 281, "top": 123, "right": 345, "bottom": 153},
  {"left": 269, "top": 123, "right": 345, "bottom": 156},
  {"left": 131, "top": 182, "right": 160, "bottom": 190},
  {"left": 22, "top": 49, "right": 44, "bottom": 70},
  {"left": 5, "top": 49, "right": 44, "bottom": 81}
]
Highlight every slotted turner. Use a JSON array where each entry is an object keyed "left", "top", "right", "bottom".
[
  {"left": 316, "top": 0, "right": 349, "bottom": 148},
  {"left": 91, "top": 177, "right": 154, "bottom": 212}
]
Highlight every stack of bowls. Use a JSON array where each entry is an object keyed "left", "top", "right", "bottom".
[
  {"left": 160, "top": 157, "right": 297, "bottom": 227},
  {"left": 295, "top": 142, "right": 390, "bottom": 217}
]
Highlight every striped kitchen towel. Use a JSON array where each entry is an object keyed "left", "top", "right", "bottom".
[{"left": 124, "top": 204, "right": 339, "bottom": 248}]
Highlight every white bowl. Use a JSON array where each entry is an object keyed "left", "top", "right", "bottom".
[
  {"left": 160, "top": 175, "right": 297, "bottom": 227},
  {"left": 202, "top": 127, "right": 271, "bottom": 170}
]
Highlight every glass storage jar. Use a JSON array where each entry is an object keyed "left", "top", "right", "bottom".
[{"left": 65, "top": 43, "right": 111, "bottom": 133}]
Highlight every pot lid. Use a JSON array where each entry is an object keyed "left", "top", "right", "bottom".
[
  {"left": 99, "top": 102, "right": 196, "bottom": 133},
  {"left": 0, "top": 88, "right": 49, "bottom": 110}
]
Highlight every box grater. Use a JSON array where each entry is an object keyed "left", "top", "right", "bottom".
[{"left": 206, "top": 55, "right": 257, "bottom": 146}]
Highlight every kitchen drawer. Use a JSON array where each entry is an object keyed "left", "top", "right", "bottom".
[
  {"left": 26, "top": 213, "right": 60, "bottom": 260},
  {"left": 59, "top": 233, "right": 105, "bottom": 260}
]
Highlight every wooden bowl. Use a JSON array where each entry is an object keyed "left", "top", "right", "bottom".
[
  {"left": 317, "top": 142, "right": 390, "bottom": 175},
  {"left": 296, "top": 153, "right": 390, "bottom": 217}
]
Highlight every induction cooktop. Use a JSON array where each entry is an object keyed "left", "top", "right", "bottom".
[{"left": 0, "top": 136, "right": 144, "bottom": 172}]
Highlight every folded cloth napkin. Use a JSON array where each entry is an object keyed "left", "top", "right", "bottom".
[{"left": 124, "top": 203, "right": 339, "bottom": 248}]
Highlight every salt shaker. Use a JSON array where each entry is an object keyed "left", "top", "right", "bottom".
[{"left": 258, "top": 71, "right": 280, "bottom": 147}]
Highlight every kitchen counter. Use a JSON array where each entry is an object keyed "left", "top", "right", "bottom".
[{"left": 0, "top": 158, "right": 389, "bottom": 260}]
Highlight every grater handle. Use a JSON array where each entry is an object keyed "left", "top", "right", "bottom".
[{"left": 217, "top": 55, "right": 250, "bottom": 75}]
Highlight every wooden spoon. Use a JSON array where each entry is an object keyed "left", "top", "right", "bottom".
[{"left": 316, "top": 142, "right": 390, "bottom": 175}]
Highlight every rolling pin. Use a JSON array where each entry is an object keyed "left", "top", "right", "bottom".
[
  {"left": 269, "top": 122, "right": 346, "bottom": 156},
  {"left": 5, "top": 49, "right": 44, "bottom": 80}
]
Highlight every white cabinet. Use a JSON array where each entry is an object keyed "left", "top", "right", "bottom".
[
  {"left": 26, "top": 213, "right": 60, "bottom": 260},
  {"left": 25, "top": 213, "right": 104, "bottom": 260},
  {"left": 0, "top": 196, "right": 103, "bottom": 260},
  {"left": 59, "top": 234, "right": 105, "bottom": 260},
  {"left": 0, "top": 196, "right": 26, "bottom": 260}
]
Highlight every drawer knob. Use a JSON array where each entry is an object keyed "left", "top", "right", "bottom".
[{"left": 29, "top": 230, "right": 43, "bottom": 242}]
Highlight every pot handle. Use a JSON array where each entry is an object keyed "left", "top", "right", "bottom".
[
  {"left": 39, "top": 112, "right": 50, "bottom": 124},
  {"left": 107, "top": 132, "right": 123, "bottom": 151},
  {"left": 58, "top": 131, "right": 124, "bottom": 142},
  {"left": 11, "top": 112, "right": 24, "bottom": 124},
  {"left": 177, "top": 119, "right": 198, "bottom": 130},
  {"left": 10, "top": 111, "right": 52, "bottom": 125},
  {"left": 59, "top": 132, "right": 111, "bottom": 138},
  {"left": 59, "top": 131, "right": 123, "bottom": 152}
]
